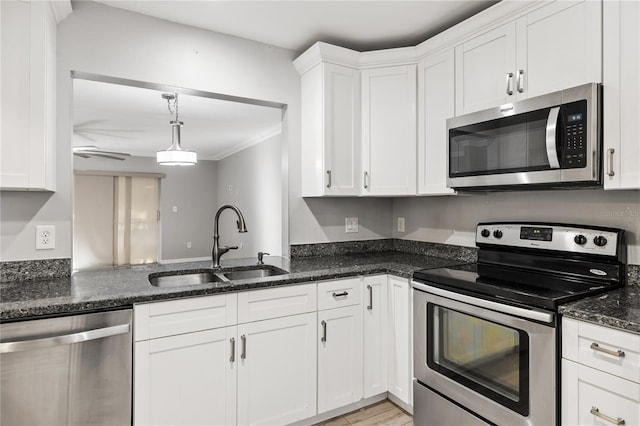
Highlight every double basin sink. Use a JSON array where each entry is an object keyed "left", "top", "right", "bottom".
[{"left": 148, "top": 265, "right": 288, "bottom": 288}]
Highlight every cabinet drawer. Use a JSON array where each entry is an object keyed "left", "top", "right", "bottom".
[
  {"left": 134, "top": 294, "right": 237, "bottom": 341},
  {"left": 237, "top": 283, "right": 316, "bottom": 323},
  {"left": 317, "top": 278, "right": 361, "bottom": 311},
  {"left": 564, "top": 359, "right": 640, "bottom": 426},
  {"left": 563, "top": 318, "right": 640, "bottom": 382}
]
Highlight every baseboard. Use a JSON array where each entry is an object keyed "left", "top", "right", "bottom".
[
  {"left": 388, "top": 392, "right": 414, "bottom": 415},
  {"left": 288, "top": 393, "right": 387, "bottom": 426}
]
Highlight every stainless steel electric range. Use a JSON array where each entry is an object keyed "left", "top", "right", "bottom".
[{"left": 412, "top": 222, "right": 626, "bottom": 426}]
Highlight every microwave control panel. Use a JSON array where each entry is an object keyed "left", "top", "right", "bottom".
[{"left": 560, "top": 100, "right": 588, "bottom": 169}]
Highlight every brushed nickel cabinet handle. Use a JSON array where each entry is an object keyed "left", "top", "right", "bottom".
[
  {"left": 326, "top": 170, "right": 332, "bottom": 188},
  {"left": 517, "top": 69, "right": 524, "bottom": 93},
  {"left": 229, "top": 337, "right": 235, "bottom": 363},
  {"left": 240, "top": 335, "right": 246, "bottom": 360},
  {"left": 321, "top": 320, "right": 327, "bottom": 343},
  {"left": 591, "top": 406, "right": 625, "bottom": 425},
  {"left": 591, "top": 342, "right": 625, "bottom": 358},
  {"left": 367, "top": 285, "right": 373, "bottom": 310},
  {"left": 607, "top": 148, "right": 615, "bottom": 177},
  {"left": 506, "top": 72, "right": 514, "bottom": 96},
  {"left": 364, "top": 171, "right": 369, "bottom": 189}
]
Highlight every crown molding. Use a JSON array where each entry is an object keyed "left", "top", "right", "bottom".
[{"left": 49, "top": 0, "right": 72, "bottom": 23}]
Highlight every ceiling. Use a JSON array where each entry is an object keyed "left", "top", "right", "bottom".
[
  {"left": 94, "top": 1, "right": 498, "bottom": 53},
  {"left": 74, "top": 1, "right": 498, "bottom": 161},
  {"left": 73, "top": 79, "right": 282, "bottom": 160}
]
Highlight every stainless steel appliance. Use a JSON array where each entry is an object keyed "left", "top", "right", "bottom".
[
  {"left": 0, "top": 309, "right": 132, "bottom": 425},
  {"left": 447, "top": 83, "right": 601, "bottom": 190},
  {"left": 413, "top": 222, "right": 626, "bottom": 426}
]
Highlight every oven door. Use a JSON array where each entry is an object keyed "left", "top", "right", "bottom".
[{"left": 413, "top": 282, "right": 557, "bottom": 426}]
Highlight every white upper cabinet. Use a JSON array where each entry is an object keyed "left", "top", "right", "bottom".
[
  {"left": 361, "top": 65, "right": 417, "bottom": 196},
  {"left": 0, "top": 0, "right": 56, "bottom": 191},
  {"left": 418, "top": 49, "right": 456, "bottom": 196},
  {"left": 299, "top": 54, "right": 361, "bottom": 196},
  {"left": 515, "top": 0, "right": 602, "bottom": 100},
  {"left": 455, "top": 24, "right": 516, "bottom": 115},
  {"left": 455, "top": 0, "right": 602, "bottom": 115},
  {"left": 603, "top": 0, "right": 640, "bottom": 190}
]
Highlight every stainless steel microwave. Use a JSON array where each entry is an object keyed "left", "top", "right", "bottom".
[{"left": 447, "top": 83, "right": 601, "bottom": 190}]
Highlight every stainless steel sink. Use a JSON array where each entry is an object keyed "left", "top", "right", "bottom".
[
  {"left": 148, "top": 265, "right": 288, "bottom": 287},
  {"left": 149, "top": 270, "right": 226, "bottom": 288},
  {"left": 220, "top": 265, "right": 288, "bottom": 281}
]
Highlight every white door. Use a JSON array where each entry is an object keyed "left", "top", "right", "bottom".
[
  {"left": 237, "top": 312, "right": 317, "bottom": 426},
  {"left": 455, "top": 24, "right": 516, "bottom": 115},
  {"left": 361, "top": 65, "right": 417, "bottom": 196},
  {"left": 515, "top": 0, "right": 601, "bottom": 100},
  {"left": 418, "top": 49, "right": 456, "bottom": 195},
  {"left": 362, "top": 275, "right": 388, "bottom": 398},
  {"left": 324, "top": 63, "right": 361, "bottom": 196},
  {"left": 388, "top": 276, "right": 412, "bottom": 407},
  {"left": 318, "top": 305, "right": 363, "bottom": 413},
  {"left": 134, "top": 327, "right": 237, "bottom": 426},
  {"left": 603, "top": 0, "right": 640, "bottom": 190}
]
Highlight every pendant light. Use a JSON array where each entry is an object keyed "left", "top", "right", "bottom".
[{"left": 157, "top": 93, "right": 197, "bottom": 166}]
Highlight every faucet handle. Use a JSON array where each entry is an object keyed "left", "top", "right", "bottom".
[{"left": 257, "top": 252, "right": 270, "bottom": 264}]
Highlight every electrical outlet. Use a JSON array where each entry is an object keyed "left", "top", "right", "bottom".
[
  {"left": 172, "top": 206, "right": 178, "bottom": 213},
  {"left": 36, "top": 225, "right": 55, "bottom": 250},
  {"left": 345, "top": 217, "right": 359, "bottom": 233},
  {"left": 397, "top": 217, "right": 405, "bottom": 233},
  {"left": 186, "top": 241, "right": 192, "bottom": 249}
]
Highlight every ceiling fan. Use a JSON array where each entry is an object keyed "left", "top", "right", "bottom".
[{"left": 73, "top": 145, "right": 131, "bottom": 161}]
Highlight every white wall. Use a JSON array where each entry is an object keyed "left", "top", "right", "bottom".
[
  {"left": 0, "top": 1, "right": 392, "bottom": 262},
  {"left": 216, "top": 133, "right": 282, "bottom": 259},
  {"left": 393, "top": 189, "right": 640, "bottom": 264}
]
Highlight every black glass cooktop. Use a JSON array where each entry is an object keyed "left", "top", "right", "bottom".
[{"left": 413, "top": 263, "right": 623, "bottom": 311}]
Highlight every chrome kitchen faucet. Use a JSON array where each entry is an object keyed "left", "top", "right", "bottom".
[{"left": 212, "top": 204, "right": 247, "bottom": 268}]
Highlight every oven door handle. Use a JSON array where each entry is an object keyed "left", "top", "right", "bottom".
[
  {"left": 412, "top": 281, "right": 555, "bottom": 324},
  {"left": 545, "top": 106, "right": 561, "bottom": 169}
]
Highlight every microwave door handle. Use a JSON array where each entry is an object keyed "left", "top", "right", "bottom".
[{"left": 545, "top": 107, "right": 561, "bottom": 169}]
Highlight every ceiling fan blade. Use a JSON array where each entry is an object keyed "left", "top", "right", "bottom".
[
  {"left": 89, "top": 153, "right": 128, "bottom": 161},
  {"left": 73, "top": 152, "right": 91, "bottom": 158}
]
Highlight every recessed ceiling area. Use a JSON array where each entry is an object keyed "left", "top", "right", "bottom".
[
  {"left": 94, "top": 1, "right": 499, "bottom": 53},
  {"left": 73, "top": 78, "right": 283, "bottom": 160}
]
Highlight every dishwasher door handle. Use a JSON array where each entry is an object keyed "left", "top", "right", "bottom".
[{"left": 0, "top": 323, "right": 131, "bottom": 353}]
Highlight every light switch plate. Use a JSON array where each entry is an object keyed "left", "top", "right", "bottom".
[
  {"left": 397, "top": 217, "right": 405, "bottom": 233},
  {"left": 345, "top": 217, "right": 359, "bottom": 233}
]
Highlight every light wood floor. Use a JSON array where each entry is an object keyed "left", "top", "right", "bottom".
[{"left": 314, "top": 400, "right": 413, "bottom": 426}]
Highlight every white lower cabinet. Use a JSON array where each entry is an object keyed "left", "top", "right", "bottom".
[
  {"left": 318, "top": 304, "right": 363, "bottom": 414},
  {"left": 135, "top": 275, "right": 413, "bottom": 424},
  {"left": 363, "top": 275, "right": 388, "bottom": 398},
  {"left": 237, "top": 313, "right": 317, "bottom": 426},
  {"left": 562, "top": 318, "right": 640, "bottom": 425},
  {"left": 135, "top": 326, "right": 237, "bottom": 426},
  {"left": 387, "top": 276, "right": 412, "bottom": 408}
]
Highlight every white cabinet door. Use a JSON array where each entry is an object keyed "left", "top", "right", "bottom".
[
  {"left": 387, "top": 276, "right": 412, "bottom": 407},
  {"left": 0, "top": 0, "right": 56, "bottom": 191},
  {"left": 418, "top": 49, "right": 456, "bottom": 196},
  {"left": 362, "top": 65, "right": 417, "bottom": 196},
  {"left": 318, "top": 305, "right": 363, "bottom": 413},
  {"left": 362, "top": 275, "right": 388, "bottom": 398},
  {"left": 455, "top": 24, "right": 516, "bottom": 115},
  {"left": 301, "top": 62, "right": 361, "bottom": 196},
  {"left": 237, "top": 312, "right": 317, "bottom": 426},
  {"left": 515, "top": 0, "right": 601, "bottom": 101},
  {"left": 134, "top": 327, "right": 237, "bottom": 426},
  {"left": 603, "top": 0, "right": 640, "bottom": 190}
]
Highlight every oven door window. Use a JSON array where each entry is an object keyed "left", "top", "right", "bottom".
[{"left": 427, "top": 304, "right": 530, "bottom": 416}]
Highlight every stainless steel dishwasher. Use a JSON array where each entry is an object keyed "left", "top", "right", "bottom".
[{"left": 0, "top": 309, "right": 132, "bottom": 425}]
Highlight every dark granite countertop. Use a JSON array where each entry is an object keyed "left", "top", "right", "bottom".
[
  {"left": 0, "top": 251, "right": 464, "bottom": 321},
  {"left": 559, "top": 265, "right": 640, "bottom": 334}
]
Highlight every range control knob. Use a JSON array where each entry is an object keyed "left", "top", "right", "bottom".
[
  {"left": 594, "top": 235, "right": 608, "bottom": 247},
  {"left": 481, "top": 229, "right": 490, "bottom": 238},
  {"left": 574, "top": 234, "right": 587, "bottom": 245},
  {"left": 493, "top": 230, "right": 503, "bottom": 239}
]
